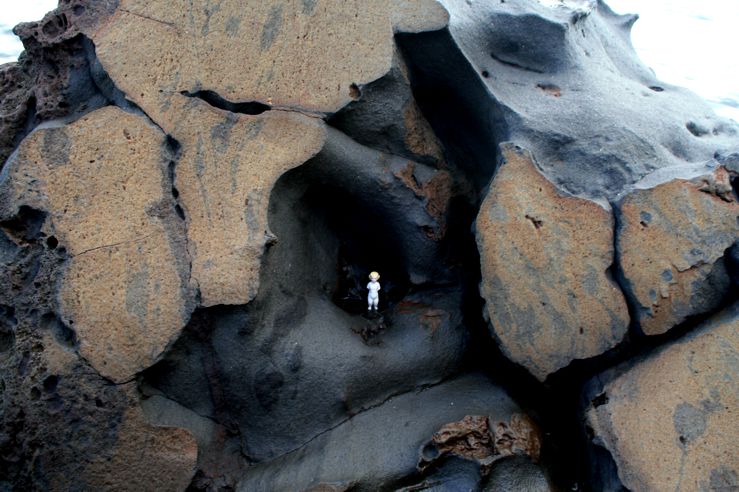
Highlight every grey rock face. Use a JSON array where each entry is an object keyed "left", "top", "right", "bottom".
[
  {"left": 401, "top": 0, "right": 739, "bottom": 200},
  {"left": 235, "top": 374, "right": 521, "bottom": 491}
]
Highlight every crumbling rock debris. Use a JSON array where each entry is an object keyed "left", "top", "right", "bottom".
[{"left": 420, "top": 413, "right": 542, "bottom": 475}]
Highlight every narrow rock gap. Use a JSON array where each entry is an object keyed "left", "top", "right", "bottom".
[{"left": 180, "top": 89, "right": 271, "bottom": 115}]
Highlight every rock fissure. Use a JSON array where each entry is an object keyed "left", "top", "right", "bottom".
[
  {"left": 179, "top": 89, "right": 327, "bottom": 120},
  {"left": 252, "top": 377, "right": 454, "bottom": 467},
  {"left": 68, "top": 232, "right": 159, "bottom": 258}
]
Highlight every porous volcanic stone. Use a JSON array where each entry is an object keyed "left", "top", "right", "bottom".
[
  {"left": 91, "top": 0, "right": 449, "bottom": 127},
  {"left": 171, "top": 100, "right": 326, "bottom": 306},
  {"left": 83, "top": 386, "right": 198, "bottom": 491},
  {"left": 587, "top": 303, "right": 739, "bottom": 491},
  {"left": 616, "top": 167, "right": 739, "bottom": 335},
  {"left": 0, "top": 106, "right": 194, "bottom": 383},
  {"left": 476, "top": 143, "right": 629, "bottom": 381}
]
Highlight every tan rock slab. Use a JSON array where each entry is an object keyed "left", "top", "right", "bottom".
[
  {"left": 92, "top": 0, "right": 449, "bottom": 129},
  {"left": 1, "top": 106, "right": 192, "bottom": 383},
  {"left": 587, "top": 303, "right": 738, "bottom": 491},
  {"left": 475, "top": 143, "right": 629, "bottom": 381},
  {"left": 171, "top": 99, "right": 326, "bottom": 306},
  {"left": 617, "top": 167, "right": 739, "bottom": 335},
  {"left": 84, "top": 385, "right": 198, "bottom": 491}
]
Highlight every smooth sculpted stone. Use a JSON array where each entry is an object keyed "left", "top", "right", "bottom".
[
  {"left": 617, "top": 167, "right": 739, "bottom": 335},
  {"left": 0, "top": 106, "right": 194, "bottom": 383},
  {"left": 172, "top": 99, "right": 326, "bottom": 306},
  {"left": 476, "top": 143, "right": 629, "bottom": 381},
  {"left": 400, "top": 0, "right": 739, "bottom": 200},
  {"left": 587, "top": 303, "right": 739, "bottom": 491},
  {"left": 236, "top": 374, "right": 522, "bottom": 491},
  {"left": 92, "top": 0, "right": 449, "bottom": 127}
]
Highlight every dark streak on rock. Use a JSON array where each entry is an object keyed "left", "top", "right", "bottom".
[
  {"left": 489, "top": 52, "right": 545, "bottom": 73},
  {"left": 260, "top": 5, "right": 284, "bottom": 51}
]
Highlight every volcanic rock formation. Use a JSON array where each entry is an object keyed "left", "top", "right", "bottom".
[{"left": 0, "top": 0, "right": 737, "bottom": 490}]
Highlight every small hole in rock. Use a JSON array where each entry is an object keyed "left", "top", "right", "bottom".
[
  {"left": 43, "top": 375, "right": 59, "bottom": 393},
  {"left": 591, "top": 392, "right": 609, "bottom": 407},
  {"left": 649, "top": 86, "right": 664, "bottom": 92},
  {"left": 46, "top": 236, "right": 58, "bottom": 249},
  {"left": 481, "top": 70, "right": 490, "bottom": 78},
  {"left": 349, "top": 83, "right": 361, "bottom": 100}
]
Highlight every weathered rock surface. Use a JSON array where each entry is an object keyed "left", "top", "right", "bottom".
[
  {"left": 476, "top": 143, "right": 629, "bottom": 381},
  {"left": 235, "top": 374, "right": 525, "bottom": 491},
  {"left": 0, "top": 106, "right": 194, "bottom": 383},
  {"left": 82, "top": 386, "right": 198, "bottom": 491},
  {"left": 0, "top": 0, "right": 119, "bottom": 168},
  {"left": 0, "top": 250, "right": 196, "bottom": 492},
  {"left": 91, "top": 0, "right": 448, "bottom": 127},
  {"left": 1, "top": 0, "right": 738, "bottom": 490},
  {"left": 330, "top": 48, "right": 444, "bottom": 165},
  {"left": 0, "top": 63, "right": 34, "bottom": 169},
  {"left": 587, "top": 303, "right": 739, "bottom": 491},
  {"left": 616, "top": 166, "right": 739, "bottom": 335},
  {"left": 171, "top": 100, "right": 326, "bottom": 306},
  {"left": 407, "top": 0, "right": 739, "bottom": 200}
]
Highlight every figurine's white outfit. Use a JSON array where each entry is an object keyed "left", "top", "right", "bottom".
[{"left": 367, "top": 280, "right": 381, "bottom": 310}]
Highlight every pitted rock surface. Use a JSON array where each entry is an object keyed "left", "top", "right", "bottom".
[
  {"left": 616, "top": 167, "right": 739, "bottom": 335},
  {"left": 587, "top": 303, "right": 738, "bottom": 491},
  {"left": 0, "top": 106, "right": 194, "bottom": 383},
  {"left": 476, "top": 143, "right": 629, "bottom": 381}
]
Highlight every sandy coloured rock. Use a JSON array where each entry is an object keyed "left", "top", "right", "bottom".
[
  {"left": 587, "top": 303, "right": 739, "bottom": 491},
  {"left": 476, "top": 143, "right": 629, "bottom": 381},
  {"left": 83, "top": 385, "right": 198, "bottom": 491},
  {"left": 616, "top": 167, "right": 739, "bottom": 335},
  {"left": 171, "top": 99, "right": 326, "bottom": 306},
  {"left": 91, "top": 0, "right": 448, "bottom": 129},
  {"left": 0, "top": 106, "right": 193, "bottom": 383}
]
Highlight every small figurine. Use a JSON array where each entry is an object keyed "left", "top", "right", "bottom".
[{"left": 367, "top": 271, "right": 381, "bottom": 311}]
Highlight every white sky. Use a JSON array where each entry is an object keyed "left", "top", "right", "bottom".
[{"left": 1, "top": 0, "right": 737, "bottom": 120}]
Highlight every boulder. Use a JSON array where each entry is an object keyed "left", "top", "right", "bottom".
[
  {"left": 0, "top": 106, "right": 195, "bottom": 383},
  {"left": 91, "top": 0, "right": 449, "bottom": 127},
  {"left": 616, "top": 166, "right": 739, "bottom": 335},
  {"left": 400, "top": 0, "right": 739, "bottom": 200},
  {"left": 476, "top": 143, "right": 629, "bottom": 381},
  {"left": 170, "top": 100, "right": 326, "bottom": 306},
  {"left": 587, "top": 303, "right": 739, "bottom": 491}
]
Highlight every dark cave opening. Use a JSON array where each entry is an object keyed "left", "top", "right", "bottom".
[{"left": 297, "top": 184, "right": 411, "bottom": 314}]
